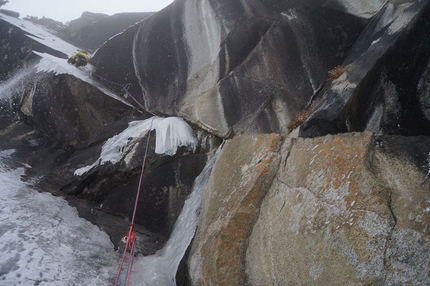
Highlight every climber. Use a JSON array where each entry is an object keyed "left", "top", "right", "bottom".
[{"left": 67, "top": 50, "right": 90, "bottom": 67}]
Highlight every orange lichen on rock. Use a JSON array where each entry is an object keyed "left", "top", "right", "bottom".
[{"left": 190, "top": 133, "right": 281, "bottom": 285}]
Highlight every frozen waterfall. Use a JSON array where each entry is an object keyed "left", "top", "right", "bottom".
[{"left": 129, "top": 145, "right": 221, "bottom": 285}]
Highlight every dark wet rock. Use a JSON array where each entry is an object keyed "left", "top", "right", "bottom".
[
  {"left": 92, "top": 1, "right": 369, "bottom": 138},
  {"left": 8, "top": 71, "right": 132, "bottom": 148},
  {"left": 1, "top": 0, "right": 430, "bottom": 284},
  {"left": 300, "top": 0, "right": 430, "bottom": 138}
]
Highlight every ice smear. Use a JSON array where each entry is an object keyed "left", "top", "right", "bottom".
[
  {"left": 75, "top": 117, "right": 197, "bottom": 176},
  {"left": 130, "top": 145, "right": 221, "bottom": 285},
  {"left": 0, "top": 150, "right": 117, "bottom": 285},
  {"left": 425, "top": 152, "right": 430, "bottom": 180}
]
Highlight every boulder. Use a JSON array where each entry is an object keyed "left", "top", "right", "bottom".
[{"left": 183, "top": 132, "right": 429, "bottom": 285}]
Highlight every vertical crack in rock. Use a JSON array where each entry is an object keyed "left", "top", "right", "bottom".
[
  {"left": 382, "top": 184, "right": 397, "bottom": 282},
  {"left": 189, "top": 134, "right": 281, "bottom": 285}
]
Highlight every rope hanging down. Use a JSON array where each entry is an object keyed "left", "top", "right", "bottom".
[
  {"left": 89, "top": 69, "right": 156, "bottom": 117},
  {"left": 114, "top": 116, "right": 157, "bottom": 286},
  {"left": 88, "top": 70, "right": 159, "bottom": 285}
]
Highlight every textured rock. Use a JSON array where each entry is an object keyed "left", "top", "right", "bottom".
[
  {"left": 300, "top": 0, "right": 430, "bottom": 138},
  {"left": 2, "top": 0, "right": 430, "bottom": 283},
  {"left": 245, "top": 132, "right": 430, "bottom": 285},
  {"left": 189, "top": 133, "right": 281, "bottom": 285},
  {"left": 43, "top": 115, "right": 221, "bottom": 239},
  {"left": 373, "top": 135, "right": 430, "bottom": 284},
  {"left": 15, "top": 72, "right": 131, "bottom": 147},
  {"left": 92, "top": 0, "right": 373, "bottom": 138}
]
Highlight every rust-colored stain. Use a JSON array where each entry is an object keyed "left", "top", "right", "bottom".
[
  {"left": 292, "top": 133, "right": 380, "bottom": 229},
  {"left": 396, "top": 221, "right": 404, "bottom": 228},
  {"left": 197, "top": 134, "right": 281, "bottom": 285}
]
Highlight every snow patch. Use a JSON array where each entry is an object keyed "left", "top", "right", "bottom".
[
  {"left": 33, "top": 51, "right": 131, "bottom": 106},
  {"left": 75, "top": 117, "right": 197, "bottom": 176},
  {"left": 337, "top": 0, "right": 387, "bottom": 19},
  {"left": 0, "top": 13, "right": 77, "bottom": 55},
  {"left": 0, "top": 150, "right": 117, "bottom": 285}
]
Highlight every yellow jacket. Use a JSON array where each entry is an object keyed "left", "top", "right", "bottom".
[{"left": 73, "top": 51, "right": 90, "bottom": 62}]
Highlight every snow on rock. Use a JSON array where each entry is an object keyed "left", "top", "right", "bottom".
[
  {"left": 0, "top": 150, "right": 117, "bottom": 285},
  {"left": 33, "top": 51, "right": 132, "bottom": 106},
  {"left": 1, "top": 13, "right": 132, "bottom": 107},
  {"left": 155, "top": 116, "right": 197, "bottom": 156},
  {"left": 334, "top": 0, "right": 387, "bottom": 19},
  {"left": 0, "top": 12, "right": 77, "bottom": 56},
  {"left": 74, "top": 117, "right": 197, "bottom": 176}
]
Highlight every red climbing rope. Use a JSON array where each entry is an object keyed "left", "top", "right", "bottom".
[
  {"left": 113, "top": 114, "right": 157, "bottom": 286},
  {"left": 84, "top": 67, "right": 159, "bottom": 285}
]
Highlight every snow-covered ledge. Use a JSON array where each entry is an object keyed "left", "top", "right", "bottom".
[{"left": 74, "top": 117, "right": 197, "bottom": 176}]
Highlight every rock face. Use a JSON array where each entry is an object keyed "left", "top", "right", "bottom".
[
  {"left": 0, "top": 14, "right": 67, "bottom": 81},
  {"left": 246, "top": 132, "right": 430, "bottom": 285},
  {"left": 91, "top": 0, "right": 430, "bottom": 140},
  {"left": 189, "top": 134, "right": 281, "bottom": 285},
  {"left": 300, "top": 0, "right": 430, "bottom": 138},
  {"left": 1, "top": 0, "right": 430, "bottom": 284},
  {"left": 17, "top": 72, "right": 130, "bottom": 147},
  {"left": 188, "top": 132, "right": 430, "bottom": 285},
  {"left": 92, "top": 0, "right": 372, "bottom": 137},
  {"left": 68, "top": 12, "right": 154, "bottom": 51},
  {"left": 68, "top": 11, "right": 109, "bottom": 34}
]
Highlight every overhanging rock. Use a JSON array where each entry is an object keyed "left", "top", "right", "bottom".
[{"left": 92, "top": 0, "right": 382, "bottom": 138}]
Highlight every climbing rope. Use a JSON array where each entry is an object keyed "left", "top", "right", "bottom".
[
  {"left": 114, "top": 115, "right": 157, "bottom": 286},
  {"left": 85, "top": 67, "right": 160, "bottom": 285},
  {"left": 87, "top": 68, "right": 157, "bottom": 117}
]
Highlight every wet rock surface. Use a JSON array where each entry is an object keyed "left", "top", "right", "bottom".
[{"left": 1, "top": 0, "right": 430, "bottom": 284}]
